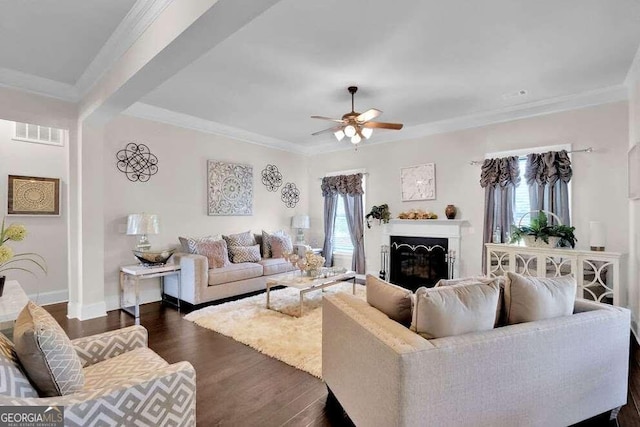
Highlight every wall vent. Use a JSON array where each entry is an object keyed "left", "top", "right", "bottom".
[{"left": 13, "top": 122, "right": 65, "bottom": 146}]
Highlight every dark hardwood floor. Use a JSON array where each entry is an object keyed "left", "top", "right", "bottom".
[{"left": 44, "top": 302, "right": 640, "bottom": 427}]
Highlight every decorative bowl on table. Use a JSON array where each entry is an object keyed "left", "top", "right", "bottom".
[{"left": 132, "top": 248, "right": 176, "bottom": 266}]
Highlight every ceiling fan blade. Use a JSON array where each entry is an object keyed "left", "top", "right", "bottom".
[
  {"left": 363, "top": 121, "right": 404, "bottom": 130},
  {"left": 311, "top": 115, "right": 345, "bottom": 123},
  {"left": 312, "top": 125, "right": 344, "bottom": 136},
  {"left": 356, "top": 108, "right": 382, "bottom": 123}
]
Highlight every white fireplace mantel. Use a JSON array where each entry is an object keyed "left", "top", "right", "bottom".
[{"left": 382, "top": 219, "right": 467, "bottom": 279}]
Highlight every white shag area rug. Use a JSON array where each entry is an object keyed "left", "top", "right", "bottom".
[{"left": 185, "top": 282, "right": 365, "bottom": 378}]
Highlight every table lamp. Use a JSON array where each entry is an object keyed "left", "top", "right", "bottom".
[
  {"left": 291, "top": 215, "right": 310, "bottom": 244},
  {"left": 127, "top": 213, "right": 159, "bottom": 250}
]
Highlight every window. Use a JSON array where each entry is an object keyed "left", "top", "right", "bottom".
[
  {"left": 487, "top": 144, "right": 571, "bottom": 231},
  {"left": 13, "top": 122, "right": 65, "bottom": 146},
  {"left": 333, "top": 196, "right": 354, "bottom": 252}
]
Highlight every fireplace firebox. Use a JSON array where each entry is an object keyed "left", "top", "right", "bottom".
[{"left": 389, "top": 236, "right": 449, "bottom": 291}]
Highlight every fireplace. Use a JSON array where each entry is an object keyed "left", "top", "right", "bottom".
[
  {"left": 382, "top": 219, "right": 465, "bottom": 287},
  {"left": 390, "top": 236, "right": 449, "bottom": 291}
]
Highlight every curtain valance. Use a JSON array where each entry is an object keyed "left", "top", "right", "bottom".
[
  {"left": 525, "top": 150, "right": 572, "bottom": 186},
  {"left": 479, "top": 156, "right": 520, "bottom": 188},
  {"left": 321, "top": 173, "right": 364, "bottom": 196}
]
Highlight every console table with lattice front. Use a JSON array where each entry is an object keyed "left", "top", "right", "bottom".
[{"left": 485, "top": 243, "right": 623, "bottom": 306}]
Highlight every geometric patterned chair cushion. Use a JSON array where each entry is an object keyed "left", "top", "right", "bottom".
[
  {"left": 0, "top": 333, "right": 38, "bottom": 398},
  {"left": 83, "top": 347, "right": 168, "bottom": 390},
  {"left": 179, "top": 235, "right": 222, "bottom": 254},
  {"left": 13, "top": 301, "right": 85, "bottom": 397}
]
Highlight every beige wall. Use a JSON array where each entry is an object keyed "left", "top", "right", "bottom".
[
  {"left": 308, "top": 102, "right": 629, "bottom": 279},
  {"left": 0, "top": 119, "right": 69, "bottom": 302},
  {"left": 103, "top": 115, "right": 308, "bottom": 309},
  {"left": 628, "top": 56, "right": 640, "bottom": 337}
]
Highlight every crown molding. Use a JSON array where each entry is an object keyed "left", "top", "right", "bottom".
[
  {"left": 308, "top": 84, "right": 629, "bottom": 155},
  {"left": 75, "top": 0, "right": 175, "bottom": 98},
  {"left": 124, "top": 102, "right": 309, "bottom": 155},
  {"left": 0, "top": 67, "right": 78, "bottom": 102},
  {"left": 625, "top": 41, "right": 640, "bottom": 88}
]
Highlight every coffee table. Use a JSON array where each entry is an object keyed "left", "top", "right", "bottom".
[{"left": 266, "top": 270, "right": 356, "bottom": 317}]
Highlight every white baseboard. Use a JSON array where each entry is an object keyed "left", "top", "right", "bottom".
[
  {"left": 29, "top": 289, "right": 68, "bottom": 306},
  {"left": 67, "top": 301, "right": 107, "bottom": 320}
]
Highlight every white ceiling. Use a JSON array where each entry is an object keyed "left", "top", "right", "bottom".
[{"left": 0, "top": 0, "right": 639, "bottom": 153}]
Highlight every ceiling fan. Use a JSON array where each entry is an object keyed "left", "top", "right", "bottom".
[{"left": 311, "top": 86, "right": 403, "bottom": 145}]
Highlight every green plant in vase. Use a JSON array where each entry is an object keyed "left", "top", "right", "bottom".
[
  {"left": 509, "top": 211, "right": 577, "bottom": 248},
  {"left": 0, "top": 218, "right": 47, "bottom": 291}
]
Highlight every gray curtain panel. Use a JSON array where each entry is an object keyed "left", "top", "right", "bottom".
[
  {"left": 342, "top": 194, "right": 366, "bottom": 274},
  {"left": 321, "top": 174, "right": 365, "bottom": 269},
  {"left": 322, "top": 194, "right": 338, "bottom": 267},
  {"left": 525, "top": 150, "right": 572, "bottom": 226},
  {"left": 480, "top": 156, "right": 520, "bottom": 273}
]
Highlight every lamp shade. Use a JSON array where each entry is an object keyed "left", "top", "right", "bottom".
[
  {"left": 589, "top": 221, "right": 606, "bottom": 249},
  {"left": 127, "top": 213, "right": 159, "bottom": 235},
  {"left": 291, "top": 215, "right": 310, "bottom": 229}
]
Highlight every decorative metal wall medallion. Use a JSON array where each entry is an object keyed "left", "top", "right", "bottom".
[
  {"left": 208, "top": 160, "right": 253, "bottom": 216},
  {"left": 116, "top": 143, "right": 158, "bottom": 182},
  {"left": 261, "top": 164, "right": 282, "bottom": 191},
  {"left": 281, "top": 182, "right": 300, "bottom": 208}
]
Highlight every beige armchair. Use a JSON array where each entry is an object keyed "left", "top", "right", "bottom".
[{"left": 0, "top": 325, "right": 196, "bottom": 427}]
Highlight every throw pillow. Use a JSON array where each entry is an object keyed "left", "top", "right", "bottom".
[
  {"left": 223, "top": 230, "right": 256, "bottom": 247},
  {"left": 261, "top": 230, "right": 286, "bottom": 258},
  {"left": 366, "top": 275, "right": 412, "bottom": 326},
  {"left": 411, "top": 281, "right": 500, "bottom": 339},
  {"left": 504, "top": 272, "right": 576, "bottom": 324},
  {"left": 270, "top": 233, "right": 293, "bottom": 258},
  {"left": 436, "top": 276, "right": 506, "bottom": 326},
  {"left": 0, "top": 333, "right": 38, "bottom": 397},
  {"left": 13, "top": 301, "right": 85, "bottom": 397},
  {"left": 179, "top": 235, "right": 221, "bottom": 254},
  {"left": 229, "top": 244, "right": 261, "bottom": 263},
  {"left": 194, "top": 239, "right": 231, "bottom": 268}
]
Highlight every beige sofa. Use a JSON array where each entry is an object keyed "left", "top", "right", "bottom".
[
  {"left": 164, "top": 252, "right": 297, "bottom": 306},
  {"left": 323, "top": 292, "right": 630, "bottom": 427}
]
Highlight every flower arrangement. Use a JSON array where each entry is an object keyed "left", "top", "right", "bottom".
[
  {"left": 303, "top": 251, "right": 325, "bottom": 275},
  {"left": 365, "top": 204, "right": 391, "bottom": 228},
  {"left": 0, "top": 218, "right": 47, "bottom": 278},
  {"left": 398, "top": 209, "right": 438, "bottom": 220}
]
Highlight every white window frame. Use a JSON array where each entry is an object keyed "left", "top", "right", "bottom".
[
  {"left": 486, "top": 143, "right": 572, "bottom": 225},
  {"left": 325, "top": 168, "right": 367, "bottom": 255},
  {"left": 12, "top": 122, "right": 66, "bottom": 147}
]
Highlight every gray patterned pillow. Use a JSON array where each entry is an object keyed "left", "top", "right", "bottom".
[
  {"left": 179, "top": 235, "right": 221, "bottom": 254},
  {"left": 223, "top": 231, "right": 256, "bottom": 247},
  {"left": 0, "top": 333, "right": 38, "bottom": 397},
  {"left": 269, "top": 233, "right": 293, "bottom": 258},
  {"left": 195, "top": 239, "right": 231, "bottom": 268},
  {"left": 13, "top": 301, "right": 85, "bottom": 397},
  {"left": 229, "top": 244, "right": 261, "bottom": 263},
  {"left": 261, "top": 230, "right": 286, "bottom": 258}
]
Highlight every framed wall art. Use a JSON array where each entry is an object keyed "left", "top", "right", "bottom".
[
  {"left": 7, "top": 175, "right": 60, "bottom": 216},
  {"left": 207, "top": 161, "right": 253, "bottom": 216},
  {"left": 401, "top": 163, "right": 436, "bottom": 201},
  {"left": 629, "top": 144, "right": 640, "bottom": 200}
]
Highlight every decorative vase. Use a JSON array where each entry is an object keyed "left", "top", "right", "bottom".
[
  {"left": 445, "top": 204, "right": 457, "bottom": 220},
  {"left": 0, "top": 275, "right": 5, "bottom": 297}
]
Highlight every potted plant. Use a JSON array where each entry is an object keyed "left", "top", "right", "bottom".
[
  {"left": 0, "top": 217, "right": 47, "bottom": 295},
  {"left": 366, "top": 204, "right": 391, "bottom": 228},
  {"left": 509, "top": 211, "right": 577, "bottom": 248}
]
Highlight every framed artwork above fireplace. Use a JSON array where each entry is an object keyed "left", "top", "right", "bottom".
[{"left": 401, "top": 163, "right": 436, "bottom": 201}]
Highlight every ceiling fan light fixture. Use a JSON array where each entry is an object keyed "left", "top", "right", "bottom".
[
  {"left": 362, "top": 127, "right": 373, "bottom": 139},
  {"left": 334, "top": 130, "right": 345, "bottom": 141},
  {"left": 351, "top": 134, "right": 361, "bottom": 144},
  {"left": 344, "top": 125, "right": 356, "bottom": 138}
]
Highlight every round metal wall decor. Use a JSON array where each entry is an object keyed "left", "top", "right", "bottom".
[
  {"left": 281, "top": 182, "right": 300, "bottom": 208},
  {"left": 261, "top": 164, "right": 282, "bottom": 191},
  {"left": 116, "top": 143, "right": 158, "bottom": 182}
]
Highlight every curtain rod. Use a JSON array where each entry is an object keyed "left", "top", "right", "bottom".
[
  {"left": 317, "top": 172, "right": 370, "bottom": 180},
  {"left": 468, "top": 147, "right": 593, "bottom": 166}
]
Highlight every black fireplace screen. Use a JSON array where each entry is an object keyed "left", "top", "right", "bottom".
[{"left": 389, "top": 236, "right": 449, "bottom": 291}]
